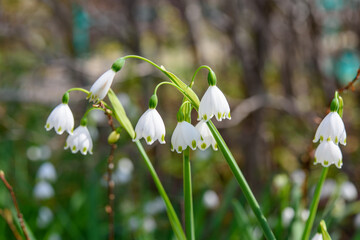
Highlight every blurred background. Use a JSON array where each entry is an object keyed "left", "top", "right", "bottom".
[{"left": 1, "top": 0, "right": 360, "bottom": 239}]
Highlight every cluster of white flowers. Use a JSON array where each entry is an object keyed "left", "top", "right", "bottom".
[
  {"left": 313, "top": 97, "right": 346, "bottom": 168},
  {"left": 45, "top": 62, "right": 121, "bottom": 154},
  {"left": 46, "top": 63, "right": 230, "bottom": 155},
  {"left": 134, "top": 70, "right": 230, "bottom": 154}
]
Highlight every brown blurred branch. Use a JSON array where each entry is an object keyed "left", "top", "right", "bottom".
[
  {"left": 338, "top": 69, "right": 360, "bottom": 93},
  {"left": 0, "top": 171, "right": 30, "bottom": 240},
  {"left": 96, "top": 103, "right": 117, "bottom": 240}
]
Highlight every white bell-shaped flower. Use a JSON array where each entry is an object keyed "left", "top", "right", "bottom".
[
  {"left": 134, "top": 109, "right": 166, "bottom": 145},
  {"left": 36, "top": 162, "right": 57, "bottom": 182},
  {"left": 198, "top": 86, "right": 231, "bottom": 121},
  {"left": 64, "top": 125, "right": 93, "bottom": 155},
  {"left": 171, "top": 121, "right": 201, "bottom": 153},
  {"left": 88, "top": 69, "right": 116, "bottom": 103},
  {"left": 195, "top": 120, "right": 218, "bottom": 151},
  {"left": 45, "top": 103, "right": 74, "bottom": 135},
  {"left": 314, "top": 140, "right": 343, "bottom": 169},
  {"left": 313, "top": 111, "right": 346, "bottom": 145},
  {"left": 33, "top": 181, "right": 54, "bottom": 200}
]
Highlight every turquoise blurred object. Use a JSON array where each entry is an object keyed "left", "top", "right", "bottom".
[
  {"left": 72, "top": 4, "right": 90, "bottom": 57},
  {"left": 335, "top": 51, "right": 360, "bottom": 85},
  {"left": 319, "top": 0, "right": 344, "bottom": 11}
]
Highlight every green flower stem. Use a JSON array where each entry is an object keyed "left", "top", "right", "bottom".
[
  {"left": 135, "top": 140, "right": 186, "bottom": 240},
  {"left": 206, "top": 121, "right": 276, "bottom": 240},
  {"left": 154, "top": 81, "right": 186, "bottom": 96},
  {"left": 301, "top": 167, "right": 329, "bottom": 240},
  {"left": 67, "top": 87, "right": 90, "bottom": 95},
  {"left": 183, "top": 148, "right": 195, "bottom": 240},
  {"left": 189, "top": 65, "right": 212, "bottom": 88}
]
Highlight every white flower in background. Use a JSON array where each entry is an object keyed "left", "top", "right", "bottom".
[
  {"left": 134, "top": 109, "right": 166, "bottom": 145},
  {"left": 290, "top": 169, "right": 306, "bottom": 186},
  {"left": 171, "top": 121, "right": 201, "bottom": 153},
  {"left": 198, "top": 86, "right": 231, "bottom": 121},
  {"left": 318, "top": 179, "right": 336, "bottom": 200},
  {"left": 203, "top": 190, "right": 220, "bottom": 209},
  {"left": 301, "top": 209, "right": 310, "bottom": 222},
  {"left": 33, "top": 181, "right": 54, "bottom": 200},
  {"left": 36, "top": 162, "right": 57, "bottom": 182},
  {"left": 37, "top": 206, "right": 54, "bottom": 228},
  {"left": 48, "top": 233, "right": 62, "bottom": 240},
  {"left": 195, "top": 120, "right": 218, "bottom": 151},
  {"left": 312, "top": 233, "right": 323, "bottom": 240},
  {"left": 340, "top": 181, "right": 358, "bottom": 201},
  {"left": 313, "top": 112, "right": 346, "bottom": 145},
  {"left": 143, "top": 216, "right": 157, "bottom": 232},
  {"left": 144, "top": 197, "right": 166, "bottom": 215},
  {"left": 88, "top": 69, "right": 116, "bottom": 103},
  {"left": 45, "top": 103, "right": 74, "bottom": 135},
  {"left": 354, "top": 213, "right": 360, "bottom": 229},
  {"left": 314, "top": 140, "right": 342, "bottom": 168},
  {"left": 64, "top": 126, "right": 93, "bottom": 155},
  {"left": 281, "top": 207, "right": 295, "bottom": 227}
]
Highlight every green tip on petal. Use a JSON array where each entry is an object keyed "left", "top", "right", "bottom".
[
  {"left": 320, "top": 136, "right": 324, "bottom": 141},
  {"left": 57, "top": 127, "right": 62, "bottom": 132},
  {"left": 335, "top": 136, "right": 338, "bottom": 144},
  {"left": 218, "top": 112, "right": 222, "bottom": 119},
  {"left": 326, "top": 137, "right": 331, "bottom": 142},
  {"left": 83, "top": 147, "right": 87, "bottom": 153},
  {"left": 46, "top": 123, "right": 50, "bottom": 129},
  {"left": 338, "top": 160, "right": 341, "bottom": 167},
  {"left": 64, "top": 142, "right": 68, "bottom": 148},
  {"left": 72, "top": 146, "right": 76, "bottom": 151},
  {"left": 203, "top": 114, "right": 207, "bottom": 120},
  {"left": 324, "top": 160, "right": 329, "bottom": 166},
  {"left": 170, "top": 143, "right": 174, "bottom": 150},
  {"left": 201, "top": 143, "right": 207, "bottom": 149},
  {"left": 161, "top": 135, "right": 165, "bottom": 142},
  {"left": 314, "top": 158, "right": 317, "bottom": 163},
  {"left": 178, "top": 146, "right": 183, "bottom": 152},
  {"left": 192, "top": 140, "right": 196, "bottom": 149},
  {"left": 146, "top": 136, "right": 152, "bottom": 143}
]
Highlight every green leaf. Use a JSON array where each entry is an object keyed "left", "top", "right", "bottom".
[
  {"left": 107, "top": 89, "right": 135, "bottom": 138},
  {"left": 320, "top": 220, "right": 332, "bottom": 240}
]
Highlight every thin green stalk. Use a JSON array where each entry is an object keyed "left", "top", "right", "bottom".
[
  {"left": 135, "top": 141, "right": 186, "bottom": 240},
  {"left": 183, "top": 148, "right": 195, "bottom": 240},
  {"left": 206, "top": 121, "right": 276, "bottom": 240},
  {"left": 301, "top": 167, "right": 329, "bottom": 240}
]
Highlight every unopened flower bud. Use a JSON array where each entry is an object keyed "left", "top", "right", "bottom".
[{"left": 108, "top": 130, "right": 120, "bottom": 144}]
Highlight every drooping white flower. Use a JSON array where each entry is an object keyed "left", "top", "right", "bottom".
[
  {"left": 64, "top": 125, "right": 93, "bottom": 155},
  {"left": 281, "top": 207, "right": 295, "bottom": 227},
  {"left": 340, "top": 181, "right": 358, "bottom": 201},
  {"left": 314, "top": 140, "right": 342, "bottom": 168},
  {"left": 88, "top": 69, "right": 116, "bottom": 103},
  {"left": 37, "top": 206, "right": 54, "bottom": 228},
  {"left": 195, "top": 120, "right": 218, "bottom": 151},
  {"left": 134, "top": 109, "right": 166, "bottom": 145},
  {"left": 36, "top": 162, "right": 57, "bottom": 182},
  {"left": 313, "top": 112, "right": 346, "bottom": 145},
  {"left": 198, "top": 86, "right": 231, "bottom": 121},
  {"left": 33, "top": 181, "right": 54, "bottom": 200},
  {"left": 203, "top": 190, "right": 220, "bottom": 209},
  {"left": 45, "top": 103, "right": 74, "bottom": 135},
  {"left": 171, "top": 121, "right": 201, "bottom": 153}
]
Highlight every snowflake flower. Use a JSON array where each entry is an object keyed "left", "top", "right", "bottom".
[
  {"left": 64, "top": 125, "right": 93, "bottom": 155},
  {"left": 313, "top": 112, "right": 346, "bottom": 145},
  {"left": 134, "top": 108, "right": 166, "bottom": 145},
  {"left": 195, "top": 120, "right": 218, "bottom": 150},
  {"left": 314, "top": 140, "right": 343, "bottom": 169},
  {"left": 171, "top": 121, "right": 201, "bottom": 153},
  {"left": 45, "top": 103, "right": 74, "bottom": 135},
  {"left": 88, "top": 69, "right": 116, "bottom": 103}
]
